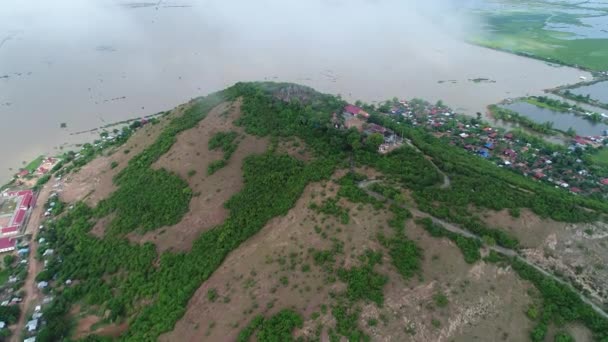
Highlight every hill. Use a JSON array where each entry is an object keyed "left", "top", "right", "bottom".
[{"left": 21, "top": 82, "right": 608, "bottom": 342}]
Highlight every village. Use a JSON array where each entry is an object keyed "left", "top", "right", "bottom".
[
  {"left": 336, "top": 99, "right": 608, "bottom": 197},
  {"left": 0, "top": 117, "right": 154, "bottom": 341}
]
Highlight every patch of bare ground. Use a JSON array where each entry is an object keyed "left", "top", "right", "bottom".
[
  {"left": 74, "top": 315, "right": 101, "bottom": 339},
  {"left": 276, "top": 137, "right": 313, "bottom": 161},
  {"left": 128, "top": 99, "right": 268, "bottom": 253},
  {"left": 71, "top": 306, "right": 129, "bottom": 340},
  {"left": 522, "top": 221, "right": 608, "bottom": 306},
  {"left": 60, "top": 104, "right": 187, "bottom": 207},
  {"left": 160, "top": 171, "right": 390, "bottom": 342},
  {"left": 89, "top": 214, "right": 113, "bottom": 238},
  {"left": 161, "top": 170, "right": 537, "bottom": 342},
  {"left": 477, "top": 208, "right": 565, "bottom": 248},
  {"left": 93, "top": 322, "right": 129, "bottom": 338},
  {"left": 357, "top": 221, "right": 535, "bottom": 342},
  {"left": 547, "top": 323, "right": 593, "bottom": 342}
]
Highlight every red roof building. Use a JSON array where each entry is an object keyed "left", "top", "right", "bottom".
[
  {"left": 570, "top": 187, "right": 581, "bottom": 193},
  {"left": 601, "top": 179, "right": 608, "bottom": 185},
  {"left": 12, "top": 209, "right": 26, "bottom": 226},
  {"left": 17, "top": 170, "right": 29, "bottom": 178},
  {"left": 344, "top": 105, "right": 369, "bottom": 118},
  {"left": 573, "top": 136, "right": 588, "bottom": 145},
  {"left": 534, "top": 172, "right": 545, "bottom": 179},
  {"left": 344, "top": 105, "right": 362, "bottom": 115},
  {"left": 20, "top": 193, "right": 32, "bottom": 209},
  {"left": 504, "top": 133, "right": 513, "bottom": 140},
  {"left": 1, "top": 226, "right": 19, "bottom": 235},
  {"left": 0, "top": 237, "right": 16, "bottom": 253},
  {"left": 504, "top": 149, "right": 517, "bottom": 158}
]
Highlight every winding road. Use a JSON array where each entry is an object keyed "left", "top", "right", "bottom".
[{"left": 358, "top": 179, "right": 608, "bottom": 320}]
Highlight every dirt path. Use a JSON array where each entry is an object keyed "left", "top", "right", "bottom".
[
  {"left": 358, "top": 180, "right": 608, "bottom": 321},
  {"left": 11, "top": 182, "right": 52, "bottom": 342}
]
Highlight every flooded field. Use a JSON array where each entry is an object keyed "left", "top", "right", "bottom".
[
  {"left": 570, "top": 81, "right": 608, "bottom": 104},
  {"left": 0, "top": 0, "right": 592, "bottom": 183},
  {"left": 502, "top": 102, "right": 608, "bottom": 136}
]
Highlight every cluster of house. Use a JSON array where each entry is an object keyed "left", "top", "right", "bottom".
[
  {"left": 16, "top": 157, "right": 61, "bottom": 180},
  {"left": 382, "top": 99, "right": 608, "bottom": 196},
  {"left": 334, "top": 104, "right": 403, "bottom": 153}
]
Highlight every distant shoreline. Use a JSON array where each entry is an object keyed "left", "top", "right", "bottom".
[{"left": 69, "top": 111, "right": 166, "bottom": 136}]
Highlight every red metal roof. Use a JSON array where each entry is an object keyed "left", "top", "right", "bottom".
[
  {"left": 0, "top": 237, "right": 16, "bottom": 250},
  {"left": 344, "top": 105, "right": 361, "bottom": 115},
  {"left": 1, "top": 226, "right": 19, "bottom": 234},
  {"left": 601, "top": 179, "right": 608, "bottom": 185},
  {"left": 570, "top": 187, "right": 581, "bottom": 193},
  {"left": 20, "top": 194, "right": 32, "bottom": 209},
  {"left": 13, "top": 209, "right": 26, "bottom": 226}
]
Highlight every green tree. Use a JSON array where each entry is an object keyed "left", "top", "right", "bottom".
[
  {"left": 3, "top": 254, "right": 15, "bottom": 268},
  {"left": 366, "top": 133, "right": 385, "bottom": 151},
  {"left": 347, "top": 129, "right": 362, "bottom": 151}
]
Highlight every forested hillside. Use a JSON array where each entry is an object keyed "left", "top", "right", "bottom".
[{"left": 32, "top": 83, "right": 608, "bottom": 342}]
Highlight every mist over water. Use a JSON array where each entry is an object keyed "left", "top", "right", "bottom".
[{"left": 0, "top": 0, "right": 590, "bottom": 183}]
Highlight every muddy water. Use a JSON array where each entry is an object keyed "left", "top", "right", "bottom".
[
  {"left": 0, "top": 1, "right": 592, "bottom": 183},
  {"left": 502, "top": 102, "right": 608, "bottom": 136},
  {"left": 570, "top": 81, "right": 608, "bottom": 104}
]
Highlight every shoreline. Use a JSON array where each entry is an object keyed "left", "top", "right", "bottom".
[{"left": 68, "top": 111, "right": 166, "bottom": 136}]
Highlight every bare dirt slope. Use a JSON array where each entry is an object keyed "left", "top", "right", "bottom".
[
  {"left": 482, "top": 207, "right": 608, "bottom": 308},
  {"left": 480, "top": 208, "right": 565, "bottom": 248},
  {"left": 128, "top": 99, "right": 268, "bottom": 253},
  {"left": 60, "top": 104, "right": 185, "bottom": 207},
  {"left": 161, "top": 170, "right": 540, "bottom": 342}
]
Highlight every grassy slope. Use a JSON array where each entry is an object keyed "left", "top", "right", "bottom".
[{"left": 590, "top": 148, "right": 608, "bottom": 168}]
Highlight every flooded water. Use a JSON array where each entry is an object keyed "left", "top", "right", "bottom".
[
  {"left": 502, "top": 102, "right": 608, "bottom": 136},
  {"left": 545, "top": 15, "right": 608, "bottom": 39},
  {"left": 0, "top": 0, "right": 592, "bottom": 183},
  {"left": 570, "top": 81, "right": 608, "bottom": 104}
]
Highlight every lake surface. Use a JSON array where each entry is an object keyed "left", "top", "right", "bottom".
[
  {"left": 0, "top": 0, "right": 592, "bottom": 183},
  {"left": 502, "top": 102, "right": 608, "bottom": 136},
  {"left": 570, "top": 81, "right": 608, "bottom": 104}
]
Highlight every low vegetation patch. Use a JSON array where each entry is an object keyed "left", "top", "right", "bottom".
[
  {"left": 208, "top": 131, "right": 240, "bottom": 174},
  {"left": 417, "top": 218, "right": 481, "bottom": 264},
  {"left": 237, "top": 309, "right": 303, "bottom": 342},
  {"left": 309, "top": 197, "right": 349, "bottom": 224}
]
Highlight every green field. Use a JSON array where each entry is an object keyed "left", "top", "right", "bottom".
[
  {"left": 590, "top": 148, "right": 608, "bottom": 168},
  {"left": 23, "top": 155, "right": 44, "bottom": 172},
  {"left": 471, "top": 9, "right": 608, "bottom": 71}
]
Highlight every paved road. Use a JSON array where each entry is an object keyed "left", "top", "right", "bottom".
[
  {"left": 11, "top": 182, "right": 52, "bottom": 342},
  {"left": 358, "top": 180, "right": 608, "bottom": 320}
]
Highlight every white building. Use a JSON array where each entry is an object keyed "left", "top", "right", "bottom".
[{"left": 26, "top": 319, "right": 38, "bottom": 332}]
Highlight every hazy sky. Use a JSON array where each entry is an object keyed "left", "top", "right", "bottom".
[{"left": 0, "top": 0, "right": 589, "bottom": 183}]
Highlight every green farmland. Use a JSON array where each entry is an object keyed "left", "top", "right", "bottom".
[{"left": 471, "top": 4, "right": 608, "bottom": 71}]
